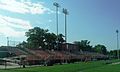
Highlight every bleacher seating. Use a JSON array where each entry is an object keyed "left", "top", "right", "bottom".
[{"left": 0, "top": 46, "right": 108, "bottom": 65}]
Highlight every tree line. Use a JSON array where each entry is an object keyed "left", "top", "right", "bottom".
[
  {"left": 74, "top": 40, "right": 108, "bottom": 55},
  {"left": 17, "top": 27, "right": 108, "bottom": 55}
]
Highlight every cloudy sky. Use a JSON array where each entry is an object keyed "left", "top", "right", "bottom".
[
  {"left": 0, "top": 0, "right": 120, "bottom": 50},
  {"left": 0, "top": 0, "right": 56, "bottom": 46}
]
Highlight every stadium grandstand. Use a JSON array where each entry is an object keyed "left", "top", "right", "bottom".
[{"left": 0, "top": 43, "right": 109, "bottom": 67}]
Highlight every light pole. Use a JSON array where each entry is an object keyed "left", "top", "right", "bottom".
[
  {"left": 53, "top": 2, "right": 60, "bottom": 49},
  {"left": 63, "top": 8, "right": 68, "bottom": 44},
  {"left": 116, "top": 29, "right": 119, "bottom": 59},
  {"left": 7, "top": 37, "right": 9, "bottom": 46}
]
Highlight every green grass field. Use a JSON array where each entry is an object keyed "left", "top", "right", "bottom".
[{"left": 0, "top": 60, "right": 120, "bottom": 72}]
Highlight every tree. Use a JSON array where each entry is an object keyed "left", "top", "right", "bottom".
[
  {"left": 74, "top": 40, "right": 92, "bottom": 51},
  {"left": 17, "top": 27, "right": 66, "bottom": 50},
  {"left": 93, "top": 44, "right": 107, "bottom": 55},
  {"left": 25, "top": 27, "right": 48, "bottom": 49},
  {"left": 16, "top": 41, "right": 28, "bottom": 48},
  {"left": 109, "top": 50, "right": 118, "bottom": 58},
  {"left": 44, "top": 33, "right": 57, "bottom": 50},
  {"left": 57, "top": 34, "right": 65, "bottom": 50},
  {"left": 58, "top": 34, "right": 65, "bottom": 43}
]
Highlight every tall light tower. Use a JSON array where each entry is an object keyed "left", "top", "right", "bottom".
[
  {"left": 7, "top": 37, "right": 9, "bottom": 46},
  {"left": 63, "top": 8, "right": 69, "bottom": 43},
  {"left": 53, "top": 2, "right": 60, "bottom": 49},
  {"left": 116, "top": 29, "right": 119, "bottom": 59}
]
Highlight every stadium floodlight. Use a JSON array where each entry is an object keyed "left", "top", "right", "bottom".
[
  {"left": 116, "top": 29, "right": 119, "bottom": 59},
  {"left": 7, "top": 37, "right": 9, "bottom": 46},
  {"left": 63, "top": 8, "right": 69, "bottom": 43},
  {"left": 53, "top": 2, "right": 60, "bottom": 49}
]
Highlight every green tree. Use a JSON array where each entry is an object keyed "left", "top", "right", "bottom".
[
  {"left": 93, "top": 44, "right": 107, "bottom": 55},
  {"left": 17, "top": 27, "right": 65, "bottom": 50},
  {"left": 74, "top": 40, "right": 92, "bottom": 51},
  {"left": 57, "top": 34, "right": 65, "bottom": 50},
  {"left": 44, "top": 33, "right": 57, "bottom": 50},
  {"left": 109, "top": 50, "right": 118, "bottom": 58},
  {"left": 16, "top": 41, "right": 28, "bottom": 48},
  {"left": 58, "top": 34, "right": 65, "bottom": 43},
  {"left": 25, "top": 27, "right": 48, "bottom": 49}
]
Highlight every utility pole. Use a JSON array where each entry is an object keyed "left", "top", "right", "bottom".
[
  {"left": 116, "top": 29, "right": 119, "bottom": 59},
  {"left": 53, "top": 2, "right": 60, "bottom": 50}
]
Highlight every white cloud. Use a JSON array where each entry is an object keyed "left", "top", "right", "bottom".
[
  {"left": 0, "top": 0, "right": 53, "bottom": 14},
  {"left": 0, "top": 15, "right": 32, "bottom": 37},
  {"left": 0, "top": 0, "right": 54, "bottom": 38},
  {"left": 0, "top": 15, "right": 32, "bottom": 29},
  {"left": 0, "top": 27, "right": 25, "bottom": 37}
]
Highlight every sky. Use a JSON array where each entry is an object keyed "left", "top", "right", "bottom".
[{"left": 0, "top": 0, "right": 120, "bottom": 50}]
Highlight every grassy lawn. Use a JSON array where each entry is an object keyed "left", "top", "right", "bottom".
[
  {"left": 84, "top": 64, "right": 120, "bottom": 72},
  {"left": 0, "top": 60, "right": 120, "bottom": 72}
]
